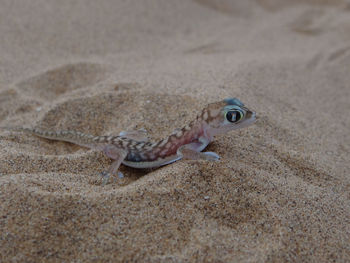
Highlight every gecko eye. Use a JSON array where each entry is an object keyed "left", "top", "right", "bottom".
[{"left": 226, "top": 110, "right": 243, "bottom": 123}]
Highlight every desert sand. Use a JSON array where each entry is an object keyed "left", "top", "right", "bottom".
[{"left": 0, "top": 0, "right": 349, "bottom": 262}]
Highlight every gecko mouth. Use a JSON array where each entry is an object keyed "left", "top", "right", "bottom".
[{"left": 251, "top": 112, "right": 256, "bottom": 121}]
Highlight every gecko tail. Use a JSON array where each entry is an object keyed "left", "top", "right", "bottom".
[{"left": 0, "top": 126, "right": 97, "bottom": 147}]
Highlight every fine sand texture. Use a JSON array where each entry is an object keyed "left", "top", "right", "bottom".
[{"left": 0, "top": 0, "right": 349, "bottom": 262}]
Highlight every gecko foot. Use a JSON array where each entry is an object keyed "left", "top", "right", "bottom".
[
  {"left": 203, "top": 152, "right": 220, "bottom": 161},
  {"left": 100, "top": 171, "right": 112, "bottom": 185},
  {"left": 117, "top": 171, "right": 124, "bottom": 179},
  {"left": 99, "top": 171, "right": 124, "bottom": 185}
]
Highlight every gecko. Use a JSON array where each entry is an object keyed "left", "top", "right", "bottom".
[{"left": 1, "top": 98, "right": 256, "bottom": 184}]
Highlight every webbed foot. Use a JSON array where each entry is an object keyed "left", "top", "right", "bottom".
[
  {"left": 202, "top": 151, "right": 220, "bottom": 161},
  {"left": 117, "top": 171, "right": 124, "bottom": 178},
  {"left": 177, "top": 142, "right": 221, "bottom": 162},
  {"left": 99, "top": 170, "right": 124, "bottom": 185},
  {"left": 100, "top": 171, "right": 112, "bottom": 185}
]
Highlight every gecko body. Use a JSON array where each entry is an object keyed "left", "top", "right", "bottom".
[{"left": 2, "top": 98, "right": 256, "bottom": 183}]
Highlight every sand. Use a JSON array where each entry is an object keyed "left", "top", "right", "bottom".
[{"left": 0, "top": 0, "right": 349, "bottom": 262}]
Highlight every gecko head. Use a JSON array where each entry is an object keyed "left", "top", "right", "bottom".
[{"left": 203, "top": 98, "right": 256, "bottom": 137}]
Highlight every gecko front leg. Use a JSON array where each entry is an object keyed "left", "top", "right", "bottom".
[
  {"left": 100, "top": 145, "right": 127, "bottom": 185},
  {"left": 177, "top": 137, "right": 220, "bottom": 161}
]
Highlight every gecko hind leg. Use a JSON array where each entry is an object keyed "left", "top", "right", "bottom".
[
  {"left": 118, "top": 128, "right": 150, "bottom": 142},
  {"left": 100, "top": 145, "right": 127, "bottom": 185},
  {"left": 177, "top": 141, "right": 220, "bottom": 161}
]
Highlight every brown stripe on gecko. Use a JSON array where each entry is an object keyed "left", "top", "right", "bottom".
[
  {"left": 134, "top": 141, "right": 146, "bottom": 150},
  {"left": 205, "top": 100, "right": 227, "bottom": 121}
]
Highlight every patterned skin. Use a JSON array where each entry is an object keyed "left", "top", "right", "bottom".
[{"left": 2, "top": 98, "right": 256, "bottom": 184}]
